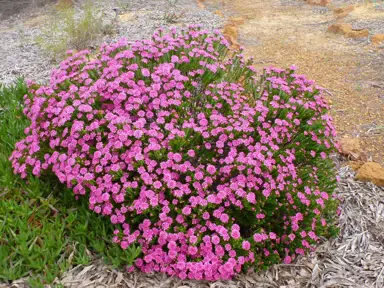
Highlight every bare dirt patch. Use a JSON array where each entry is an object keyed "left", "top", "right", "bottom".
[{"left": 207, "top": 0, "right": 384, "bottom": 165}]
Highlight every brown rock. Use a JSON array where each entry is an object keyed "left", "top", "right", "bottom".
[
  {"left": 338, "top": 136, "right": 363, "bottom": 160},
  {"left": 197, "top": 0, "right": 205, "bottom": 9},
  {"left": 327, "top": 23, "right": 369, "bottom": 39},
  {"left": 222, "top": 17, "right": 246, "bottom": 50},
  {"left": 229, "top": 17, "right": 245, "bottom": 25},
  {"left": 214, "top": 10, "right": 224, "bottom": 17},
  {"left": 371, "top": 34, "right": 384, "bottom": 46},
  {"left": 333, "top": 5, "right": 355, "bottom": 14},
  {"left": 306, "top": 0, "right": 331, "bottom": 6},
  {"left": 355, "top": 162, "right": 384, "bottom": 187},
  {"left": 333, "top": 5, "right": 355, "bottom": 19},
  {"left": 119, "top": 12, "right": 136, "bottom": 23},
  {"left": 343, "top": 160, "right": 365, "bottom": 171},
  {"left": 223, "top": 23, "right": 240, "bottom": 48}
]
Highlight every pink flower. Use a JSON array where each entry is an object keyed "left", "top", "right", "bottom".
[
  {"left": 195, "top": 172, "right": 204, "bottom": 180},
  {"left": 153, "top": 181, "right": 162, "bottom": 189},
  {"left": 231, "top": 230, "right": 240, "bottom": 239},
  {"left": 212, "top": 235, "right": 220, "bottom": 245},
  {"left": 207, "top": 164, "right": 216, "bottom": 175},
  {"left": 173, "top": 153, "right": 182, "bottom": 162},
  {"left": 253, "top": 234, "right": 263, "bottom": 242},
  {"left": 202, "top": 212, "right": 210, "bottom": 220},
  {"left": 142, "top": 68, "right": 150, "bottom": 77},
  {"left": 133, "top": 130, "right": 143, "bottom": 138},
  {"left": 242, "top": 241, "right": 250, "bottom": 250},
  {"left": 284, "top": 256, "right": 292, "bottom": 264}
]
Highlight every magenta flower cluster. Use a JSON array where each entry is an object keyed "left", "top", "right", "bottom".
[{"left": 10, "top": 26, "right": 339, "bottom": 280}]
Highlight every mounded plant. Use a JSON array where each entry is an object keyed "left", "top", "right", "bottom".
[{"left": 10, "top": 26, "right": 339, "bottom": 280}]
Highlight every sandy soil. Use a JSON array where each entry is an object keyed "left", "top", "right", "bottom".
[{"left": 205, "top": 0, "right": 384, "bottom": 164}]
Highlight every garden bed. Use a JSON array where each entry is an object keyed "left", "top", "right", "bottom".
[{"left": 1, "top": 0, "right": 384, "bottom": 288}]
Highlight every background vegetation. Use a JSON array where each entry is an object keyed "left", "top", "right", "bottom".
[{"left": 36, "top": 0, "right": 116, "bottom": 61}]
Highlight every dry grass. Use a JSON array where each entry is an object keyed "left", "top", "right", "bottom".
[{"left": 35, "top": 0, "right": 116, "bottom": 61}]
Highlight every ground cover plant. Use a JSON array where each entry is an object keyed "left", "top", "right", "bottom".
[
  {"left": 10, "top": 25, "right": 340, "bottom": 281},
  {"left": 0, "top": 80, "right": 140, "bottom": 287}
]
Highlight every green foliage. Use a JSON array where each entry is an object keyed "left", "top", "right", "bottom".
[
  {"left": 36, "top": 1, "right": 115, "bottom": 61},
  {"left": 163, "top": 11, "right": 186, "bottom": 23},
  {"left": 117, "top": 0, "right": 130, "bottom": 12},
  {"left": 0, "top": 80, "right": 140, "bottom": 287}
]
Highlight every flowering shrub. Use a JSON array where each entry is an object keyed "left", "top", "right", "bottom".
[{"left": 10, "top": 26, "right": 339, "bottom": 280}]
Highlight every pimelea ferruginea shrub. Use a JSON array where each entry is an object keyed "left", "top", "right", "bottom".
[{"left": 10, "top": 26, "right": 339, "bottom": 280}]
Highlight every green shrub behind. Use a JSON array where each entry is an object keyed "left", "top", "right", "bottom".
[{"left": 36, "top": 1, "right": 115, "bottom": 61}]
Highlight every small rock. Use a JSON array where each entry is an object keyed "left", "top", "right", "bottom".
[
  {"left": 371, "top": 34, "right": 384, "bottom": 46},
  {"left": 214, "top": 10, "right": 224, "bottom": 17},
  {"left": 333, "top": 5, "right": 354, "bottom": 14},
  {"left": 229, "top": 17, "right": 245, "bottom": 25},
  {"left": 327, "top": 23, "right": 369, "bottom": 38},
  {"left": 355, "top": 162, "right": 384, "bottom": 187},
  {"left": 223, "top": 23, "right": 240, "bottom": 49},
  {"left": 338, "top": 136, "right": 363, "bottom": 160},
  {"left": 197, "top": 0, "right": 205, "bottom": 9},
  {"left": 306, "top": 0, "right": 331, "bottom": 6},
  {"left": 343, "top": 160, "right": 365, "bottom": 171},
  {"left": 221, "top": 17, "right": 245, "bottom": 50},
  {"left": 118, "top": 12, "right": 136, "bottom": 23},
  {"left": 333, "top": 5, "right": 355, "bottom": 19}
]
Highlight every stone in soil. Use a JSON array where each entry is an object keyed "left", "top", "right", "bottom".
[
  {"left": 371, "top": 34, "right": 384, "bottom": 46},
  {"left": 355, "top": 162, "right": 384, "bottom": 187},
  {"left": 344, "top": 160, "right": 365, "bottom": 171},
  {"left": 214, "top": 10, "right": 224, "bottom": 17},
  {"left": 333, "top": 5, "right": 355, "bottom": 19},
  {"left": 305, "top": 0, "right": 331, "bottom": 6},
  {"left": 338, "top": 136, "right": 366, "bottom": 161},
  {"left": 223, "top": 23, "right": 240, "bottom": 48},
  {"left": 327, "top": 23, "right": 369, "bottom": 38}
]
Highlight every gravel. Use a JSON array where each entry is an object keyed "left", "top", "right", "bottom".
[
  {"left": 350, "top": 18, "right": 384, "bottom": 35},
  {"left": 0, "top": 0, "right": 223, "bottom": 86},
  {"left": 0, "top": 25, "right": 52, "bottom": 85},
  {"left": 104, "top": 0, "right": 224, "bottom": 42}
]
